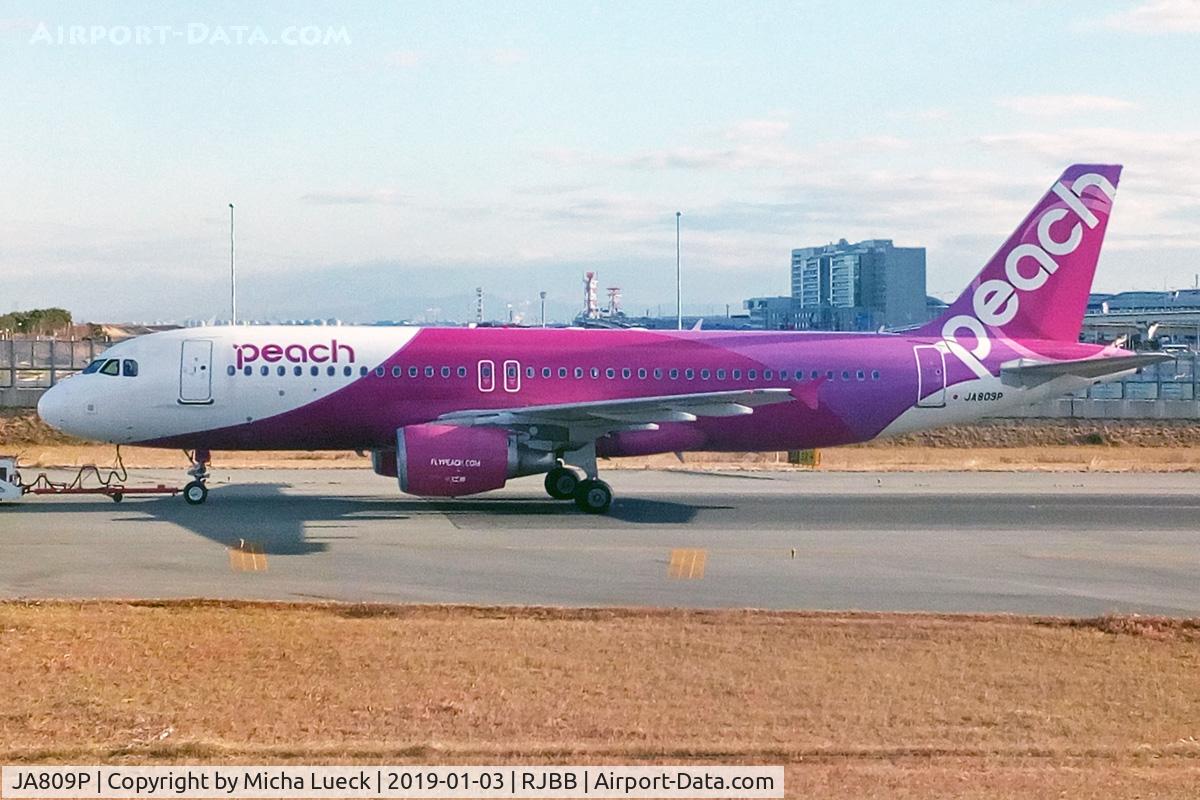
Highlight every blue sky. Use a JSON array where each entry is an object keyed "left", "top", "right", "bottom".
[{"left": 2, "top": 0, "right": 1200, "bottom": 323}]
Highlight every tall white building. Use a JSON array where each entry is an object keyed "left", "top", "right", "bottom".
[{"left": 791, "top": 239, "right": 926, "bottom": 330}]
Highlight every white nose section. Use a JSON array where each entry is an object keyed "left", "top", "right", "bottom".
[{"left": 36, "top": 384, "right": 68, "bottom": 431}]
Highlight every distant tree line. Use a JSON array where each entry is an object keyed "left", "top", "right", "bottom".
[{"left": 0, "top": 308, "right": 73, "bottom": 336}]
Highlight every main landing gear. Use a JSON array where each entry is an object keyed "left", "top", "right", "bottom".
[
  {"left": 182, "top": 448, "right": 211, "bottom": 506},
  {"left": 544, "top": 443, "right": 613, "bottom": 514}
]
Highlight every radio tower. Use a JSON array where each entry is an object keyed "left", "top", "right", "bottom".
[
  {"left": 584, "top": 272, "right": 599, "bottom": 319},
  {"left": 475, "top": 287, "right": 484, "bottom": 323},
  {"left": 606, "top": 286, "right": 622, "bottom": 317}
]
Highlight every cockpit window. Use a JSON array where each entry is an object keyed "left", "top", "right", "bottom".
[
  {"left": 99, "top": 359, "right": 120, "bottom": 376},
  {"left": 81, "top": 359, "right": 105, "bottom": 374},
  {"left": 122, "top": 359, "right": 138, "bottom": 377}
]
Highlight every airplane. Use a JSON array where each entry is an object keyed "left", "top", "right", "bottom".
[{"left": 36, "top": 164, "right": 1166, "bottom": 513}]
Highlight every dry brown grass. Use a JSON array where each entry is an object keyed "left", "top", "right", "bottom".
[
  {"left": 11, "top": 442, "right": 1200, "bottom": 473},
  {"left": 1, "top": 602, "right": 1199, "bottom": 797}
]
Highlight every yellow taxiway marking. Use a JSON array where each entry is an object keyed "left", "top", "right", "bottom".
[
  {"left": 668, "top": 548, "right": 707, "bottom": 580},
  {"left": 228, "top": 540, "right": 268, "bottom": 573}
]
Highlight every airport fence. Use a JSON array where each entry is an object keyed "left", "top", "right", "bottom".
[
  {"left": 0, "top": 338, "right": 109, "bottom": 407},
  {"left": 1009, "top": 351, "right": 1200, "bottom": 419}
]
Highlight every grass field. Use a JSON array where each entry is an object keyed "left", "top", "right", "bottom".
[{"left": 2, "top": 602, "right": 1199, "bottom": 797}]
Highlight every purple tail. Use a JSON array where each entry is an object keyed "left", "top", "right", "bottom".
[{"left": 920, "top": 164, "right": 1121, "bottom": 343}]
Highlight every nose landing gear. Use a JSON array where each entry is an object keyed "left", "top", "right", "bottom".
[{"left": 183, "top": 449, "right": 211, "bottom": 505}]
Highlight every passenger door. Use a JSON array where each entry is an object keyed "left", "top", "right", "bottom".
[{"left": 179, "top": 339, "right": 213, "bottom": 404}]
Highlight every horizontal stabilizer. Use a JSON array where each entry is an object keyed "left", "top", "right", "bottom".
[{"left": 1000, "top": 353, "right": 1171, "bottom": 388}]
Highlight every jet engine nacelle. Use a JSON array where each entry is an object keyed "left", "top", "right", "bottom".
[{"left": 374, "top": 424, "right": 556, "bottom": 497}]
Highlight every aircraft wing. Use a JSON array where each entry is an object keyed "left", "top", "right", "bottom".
[
  {"left": 436, "top": 388, "right": 794, "bottom": 430},
  {"left": 1000, "top": 353, "right": 1172, "bottom": 388}
]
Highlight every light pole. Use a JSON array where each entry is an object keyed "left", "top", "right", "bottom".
[
  {"left": 539, "top": 291, "right": 547, "bottom": 328},
  {"left": 229, "top": 203, "right": 237, "bottom": 325},
  {"left": 675, "top": 211, "right": 682, "bottom": 331}
]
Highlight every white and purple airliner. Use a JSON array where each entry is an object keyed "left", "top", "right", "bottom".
[{"left": 37, "top": 165, "right": 1163, "bottom": 512}]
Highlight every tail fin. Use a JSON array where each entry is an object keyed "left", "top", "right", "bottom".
[{"left": 919, "top": 164, "right": 1120, "bottom": 342}]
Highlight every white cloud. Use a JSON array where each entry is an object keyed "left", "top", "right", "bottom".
[
  {"left": 997, "top": 94, "right": 1138, "bottom": 116},
  {"left": 977, "top": 126, "right": 1200, "bottom": 250},
  {"left": 1097, "top": 0, "right": 1200, "bottom": 33},
  {"left": 722, "top": 118, "right": 791, "bottom": 141},
  {"left": 486, "top": 48, "right": 528, "bottom": 66},
  {"left": 381, "top": 50, "right": 422, "bottom": 68},
  {"left": 300, "top": 189, "right": 408, "bottom": 206}
]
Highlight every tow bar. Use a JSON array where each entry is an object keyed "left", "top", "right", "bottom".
[{"left": 0, "top": 449, "right": 181, "bottom": 504}]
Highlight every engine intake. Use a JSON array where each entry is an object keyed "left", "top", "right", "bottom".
[{"left": 373, "top": 424, "right": 556, "bottom": 497}]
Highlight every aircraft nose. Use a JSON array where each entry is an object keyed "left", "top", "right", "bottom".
[{"left": 36, "top": 384, "right": 69, "bottom": 431}]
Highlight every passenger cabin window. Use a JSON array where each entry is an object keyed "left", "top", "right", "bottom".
[
  {"left": 100, "top": 359, "right": 120, "bottom": 376},
  {"left": 260, "top": 365, "right": 270, "bottom": 376}
]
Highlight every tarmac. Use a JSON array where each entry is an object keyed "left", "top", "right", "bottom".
[{"left": 2, "top": 468, "right": 1199, "bottom": 615}]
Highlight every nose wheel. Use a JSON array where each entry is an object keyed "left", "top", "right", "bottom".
[
  {"left": 182, "top": 448, "right": 211, "bottom": 506},
  {"left": 183, "top": 480, "right": 208, "bottom": 505}
]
